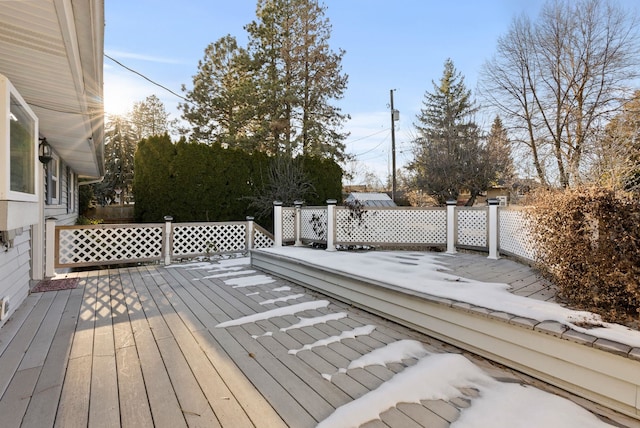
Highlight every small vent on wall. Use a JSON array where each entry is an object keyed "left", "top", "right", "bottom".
[{"left": 0, "top": 297, "right": 9, "bottom": 320}]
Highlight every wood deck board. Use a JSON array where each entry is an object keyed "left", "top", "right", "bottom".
[
  {"left": 0, "top": 252, "right": 631, "bottom": 428},
  {"left": 124, "top": 268, "right": 188, "bottom": 428},
  {"left": 21, "top": 283, "right": 85, "bottom": 428}
]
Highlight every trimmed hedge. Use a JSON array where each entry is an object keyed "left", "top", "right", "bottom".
[
  {"left": 133, "top": 135, "right": 342, "bottom": 228},
  {"left": 526, "top": 188, "right": 640, "bottom": 323}
]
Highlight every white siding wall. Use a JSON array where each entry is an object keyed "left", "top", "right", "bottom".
[{"left": 0, "top": 227, "right": 30, "bottom": 328}]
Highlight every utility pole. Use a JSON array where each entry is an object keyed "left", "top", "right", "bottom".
[{"left": 390, "top": 89, "right": 399, "bottom": 202}]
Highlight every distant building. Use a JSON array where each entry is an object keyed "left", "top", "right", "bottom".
[{"left": 345, "top": 192, "right": 397, "bottom": 207}]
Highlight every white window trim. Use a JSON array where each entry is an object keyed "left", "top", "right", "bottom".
[{"left": 48, "top": 155, "right": 60, "bottom": 206}]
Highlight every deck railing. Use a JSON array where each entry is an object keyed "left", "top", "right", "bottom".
[
  {"left": 45, "top": 200, "right": 535, "bottom": 275},
  {"left": 46, "top": 217, "right": 274, "bottom": 275},
  {"left": 273, "top": 200, "right": 535, "bottom": 262}
]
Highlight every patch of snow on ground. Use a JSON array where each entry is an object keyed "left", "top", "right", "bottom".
[
  {"left": 215, "top": 300, "right": 330, "bottom": 328},
  {"left": 245, "top": 292, "right": 260, "bottom": 296},
  {"left": 272, "top": 286, "right": 291, "bottom": 292},
  {"left": 323, "top": 339, "right": 430, "bottom": 381},
  {"left": 200, "top": 269, "right": 256, "bottom": 279},
  {"left": 280, "top": 313, "right": 347, "bottom": 332},
  {"left": 259, "top": 293, "right": 305, "bottom": 305},
  {"left": 288, "top": 325, "right": 376, "bottom": 355},
  {"left": 223, "top": 274, "right": 275, "bottom": 288},
  {"left": 316, "top": 353, "right": 611, "bottom": 428},
  {"left": 262, "top": 248, "right": 640, "bottom": 348},
  {"left": 252, "top": 331, "right": 273, "bottom": 339}
]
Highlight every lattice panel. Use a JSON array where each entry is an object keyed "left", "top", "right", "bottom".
[
  {"left": 173, "top": 223, "right": 246, "bottom": 256},
  {"left": 254, "top": 228, "right": 274, "bottom": 248},
  {"left": 57, "top": 225, "right": 163, "bottom": 266},
  {"left": 335, "top": 207, "right": 447, "bottom": 245},
  {"left": 301, "top": 208, "right": 327, "bottom": 241},
  {"left": 282, "top": 207, "right": 296, "bottom": 241},
  {"left": 499, "top": 209, "right": 536, "bottom": 261},
  {"left": 457, "top": 208, "right": 487, "bottom": 248}
]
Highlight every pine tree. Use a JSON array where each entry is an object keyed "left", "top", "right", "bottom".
[
  {"left": 247, "top": 0, "right": 346, "bottom": 158},
  {"left": 130, "top": 95, "right": 176, "bottom": 140},
  {"left": 486, "top": 115, "right": 514, "bottom": 186},
  {"left": 94, "top": 115, "right": 137, "bottom": 205},
  {"left": 180, "top": 35, "right": 257, "bottom": 149},
  {"left": 410, "top": 59, "right": 486, "bottom": 205}
]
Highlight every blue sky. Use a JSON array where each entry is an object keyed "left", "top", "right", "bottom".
[{"left": 104, "top": 0, "right": 640, "bottom": 183}]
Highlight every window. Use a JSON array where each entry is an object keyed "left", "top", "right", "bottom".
[
  {"left": 67, "top": 167, "right": 75, "bottom": 213},
  {"left": 9, "top": 94, "right": 35, "bottom": 195},
  {"left": 47, "top": 156, "right": 59, "bottom": 205},
  {"left": 0, "top": 74, "right": 39, "bottom": 231}
]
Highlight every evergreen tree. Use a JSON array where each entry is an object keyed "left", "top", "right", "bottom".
[
  {"left": 94, "top": 115, "right": 137, "bottom": 205},
  {"left": 486, "top": 115, "right": 514, "bottom": 186},
  {"left": 245, "top": 0, "right": 349, "bottom": 160},
  {"left": 180, "top": 35, "right": 257, "bottom": 149},
  {"left": 130, "top": 95, "right": 176, "bottom": 140},
  {"left": 409, "top": 59, "right": 487, "bottom": 205}
]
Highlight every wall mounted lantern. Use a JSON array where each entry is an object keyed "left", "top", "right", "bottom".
[{"left": 38, "top": 137, "right": 52, "bottom": 164}]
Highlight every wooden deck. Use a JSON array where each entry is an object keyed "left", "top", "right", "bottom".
[{"left": 0, "top": 253, "right": 630, "bottom": 427}]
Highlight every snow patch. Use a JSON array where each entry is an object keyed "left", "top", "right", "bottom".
[
  {"left": 272, "top": 286, "right": 292, "bottom": 292},
  {"left": 259, "top": 293, "right": 305, "bottom": 305},
  {"left": 289, "top": 325, "right": 376, "bottom": 355},
  {"left": 323, "top": 339, "right": 429, "bottom": 381},
  {"left": 201, "top": 269, "right": 256, "bottom": 279},
  {"left": 280, "top": 313, "right": 348, "bottom": 332},
  {"left": 224, "top": 274, "right": 275, "bottom": 288},
  {"left": 316, "top": 353, "right": 611, "bottom": 428},
  {"left": 215, "top": 300, "right": 330, "bottom": 328}
]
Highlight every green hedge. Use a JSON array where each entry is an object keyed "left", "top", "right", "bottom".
[{"left": 133, "top": 135, "right": 342, "bottom": 227}]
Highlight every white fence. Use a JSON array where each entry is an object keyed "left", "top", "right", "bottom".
[
  {"left": 274, "top": 200, "right": 535, "bottom": 262},
  {"left": 47, "top": 217, "right": 274, "bottom": 273}
]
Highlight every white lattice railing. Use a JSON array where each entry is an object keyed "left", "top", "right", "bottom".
[
  {"left": 335, "top": 207, "right": 446, "bottom": 245},
  {"left": 456, "top": 208, "right": 487, "bottom": 248},
  {"left": 499, "top": 208, "right": 536, "bottom": 260},
  {"left": 173, "top": 222, "right": 247, "bottom": 256},
  {"left": 273, "top": 203, "right": 536, "bottom": 262},
  {"left": 301, "top": 207, "right": 328, "bottom": 242},
  {"left": 50, "top": 219, "right": 274, "bottom": 270},
  {"left": 55, "top": 224, "right": 164, "bottom": 268},
  {"left": 282, "top": 207, "right": 296, "bottom": 242}
]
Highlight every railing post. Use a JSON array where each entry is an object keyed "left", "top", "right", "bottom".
[
  {"left": 246, "top": 216, "right": 255, "bottom": 251},
  {"left": 294, "top": 200, "right": 303, "bottom": 246},
  {"left": 163, "top": 216, "right": 173, "bottom": 266},
  {"left": 446, "top": 200, "right": 457, "bottom": 254},
  {"left": 273, "top": 201, "right": 283, "bottom": 247},
  {"left": 487, "top": 199, "right": 500, "bottom": 260},
  {"left": 326, "top": 199, "right": 337, "bottom": 252},
  {"left": 45, "top": 217, "right": 57, "bottom": 277}
]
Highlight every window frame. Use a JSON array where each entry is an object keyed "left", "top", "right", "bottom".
[{"left": 0, "top": 74, "right": 38, "bottom": 203}]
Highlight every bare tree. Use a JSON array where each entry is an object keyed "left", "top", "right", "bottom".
[
  {"left": 592, "top": 90, "right": 640, "bottom": 192},
  {"left": 481, "top": 0, "right": 640, "bottom": 187}
]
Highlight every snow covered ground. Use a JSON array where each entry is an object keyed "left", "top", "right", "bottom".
[{"left": 171, "top": 253, "right": 623, "bottom": 427}]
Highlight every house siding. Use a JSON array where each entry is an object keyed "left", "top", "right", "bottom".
[{"left": 0, "top": 227, "right": 30, "bottom": 327}]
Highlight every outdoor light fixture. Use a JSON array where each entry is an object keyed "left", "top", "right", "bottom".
[{"left": 38, "top": 137, "right": 52, "bottom": 164}]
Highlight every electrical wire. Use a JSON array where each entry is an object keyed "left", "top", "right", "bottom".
[{"left": 104, "top": 53, "right": 189, "bottom": 102}]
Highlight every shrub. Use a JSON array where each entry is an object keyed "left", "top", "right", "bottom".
[{"left": 525, "top": 188, "right": 640, "bottom": 322}]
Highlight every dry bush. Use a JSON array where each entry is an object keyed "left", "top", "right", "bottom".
[{"left": 525, "top": 188, "right": 640, "bottom": 323}]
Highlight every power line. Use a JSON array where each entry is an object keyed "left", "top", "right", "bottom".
[
  {"left": 104, "top": 53, "right": 189, "bottom": 102},
  {"left": 345, "top": 127, "right": 389, "bottom": 144}
]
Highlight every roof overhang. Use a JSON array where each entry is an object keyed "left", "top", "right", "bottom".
[{"left": 0, "top": 0, "right": 105, "bottom": 179}]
